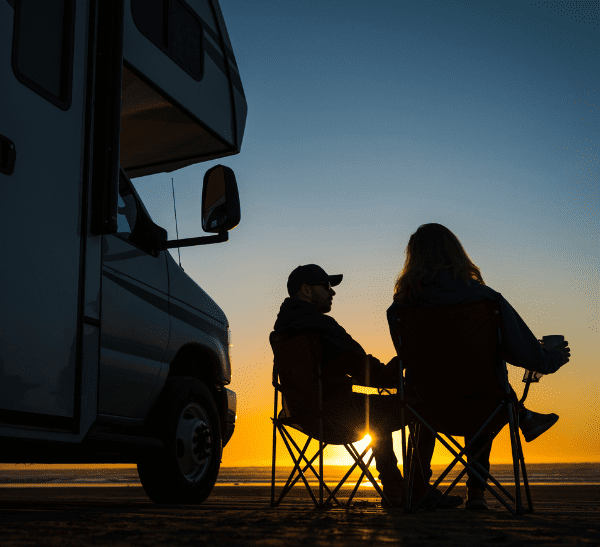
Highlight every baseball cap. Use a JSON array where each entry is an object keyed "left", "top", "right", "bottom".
[{"left": 287, "top": 264, "right": 343, "bottom": 296}]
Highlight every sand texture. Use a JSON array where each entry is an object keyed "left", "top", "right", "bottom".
[{"left": 0, "top": 484, "right": 598, "bottom": 546}]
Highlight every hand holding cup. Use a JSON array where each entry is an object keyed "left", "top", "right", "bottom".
[
  {"left": 556, "top": 340, "right": 570, "bottom": 365},
  {"left": 543, "top": 335, "right": 570, "bottom": 365},
  {"left": 524, "top": 336, "right": 570, "bottom": 382}
]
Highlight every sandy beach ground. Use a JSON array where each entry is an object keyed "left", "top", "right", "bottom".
[{"left": 0, "top": 481, "right": 598, "bottom": 546}]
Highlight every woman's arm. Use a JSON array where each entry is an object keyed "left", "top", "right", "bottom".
[{"left": 497, "top": 294, "right": 565, "bottom": 374}]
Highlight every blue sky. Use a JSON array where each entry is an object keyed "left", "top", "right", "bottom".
[{"left": 132, "top": 0, "right": 598, "bottom": 463}]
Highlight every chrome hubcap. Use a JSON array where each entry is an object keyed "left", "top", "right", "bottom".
[{"left": 175, "top": 403, "right": 212, "bottom": 483}]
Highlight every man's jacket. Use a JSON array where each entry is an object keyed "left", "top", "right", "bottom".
[
  {"left": 386, "top": 269, "right": 563, "bottom": 375},
  {"left": 273, "top": 298, "right": 397, "bottom": 405}
]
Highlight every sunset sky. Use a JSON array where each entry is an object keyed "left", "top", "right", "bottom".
[{"left": 130, "top": 0, "right": 598, "bottom": 467}]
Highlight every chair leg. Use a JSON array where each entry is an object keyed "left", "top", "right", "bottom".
[
  {"left": 400, "top": 409, "right": 410, "bottom": 510},
  {"left": 281, "top": 434, "right": 312, "bottom": 497},
  {"left": 407, "top": 405, "right": 517, "bottom": 514},
  {"left": 415, "top": 431, "right": 471, "bottom": 509},
  {"left": 324, "top": 444, "right": 364, "bottom": 506},
  {"left": 438, "top": 433, "right": 516, "bottom": 505},
  {"left": 427, "top": 434, "right": 516, "bottom": 514},
  {"left": 515, "top": 424, "right": 534, "bottom": 513},
  {"left": 346, "top": 443, "right": 390, "bottom": 505},
  {"left": 406, "top": 423, "right": 419, "bottom": 511},
  {"left": 278, "top": 426, "right": 341, "bottom": 507},
  {"left": 347, "top": 452, "right": 375, "bottom": 506},
  {"left": 276, "top": 430, "right": 317, "bottom": 507},
  {"left": 319, "top": 438, "right": 324, "bottom": 507},
  {"left": 271, "top": 418, "right": 277, "bottom": 507},
  {"left": 519, "top": 450, "right": 533, "bottom": 513},
  {"left": 324, "top": 442, "right": 388, "bottom": 507},
  {"left": 429, "top": 433, "right": 465, "bottom": 505},
  {"left": 347, "top": 444, "right": 368, "bottom": 500},
  {"left": 507, "top": 402, "right": 525, "bottom": 514},
  {"left": 282, "top": 445, "right": 341, "bottom": 507},
  {"left": 412, "top": 424, "right": 428, "bottom": 491}
]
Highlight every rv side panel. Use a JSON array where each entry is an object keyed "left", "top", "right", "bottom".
[{"left": 0, "top": 0, "right": 91, "bottom": 434}]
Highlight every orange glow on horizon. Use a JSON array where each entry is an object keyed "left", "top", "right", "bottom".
[{"left": 223, "top": 316, "right": 599, "bottom": 468}]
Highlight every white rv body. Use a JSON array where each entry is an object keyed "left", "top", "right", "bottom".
[
  {"left": 0, "top": 0, "right": 96, "bottom": 438},
  {"left": 0, "top": 0, "right": 246, "bottom": 503}
]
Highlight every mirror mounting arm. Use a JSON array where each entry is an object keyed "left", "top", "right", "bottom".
[{"left": 161, "top": 231, "right": 228, "bottom": 249}]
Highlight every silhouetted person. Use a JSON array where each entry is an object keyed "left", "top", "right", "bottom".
[
  {"left": 387, "top": 223, "right": 571, "bottom": 510},
  {"left": 274, "top": 264, "right": 463, "bottom": 508}
]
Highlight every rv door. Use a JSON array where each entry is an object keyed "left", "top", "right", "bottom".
[{"left": 0, "top": 0, "right": 118, "bottom": 438}]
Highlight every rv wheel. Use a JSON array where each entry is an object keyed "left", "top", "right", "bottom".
[{"left": 137, "top": 377, "right": 222, "bottom": 504}]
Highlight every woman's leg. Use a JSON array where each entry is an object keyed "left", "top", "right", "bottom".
[{"left": 464, "top": 430, "right": 496, "bottom": 491}]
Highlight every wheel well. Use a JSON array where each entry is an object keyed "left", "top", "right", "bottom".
[
  {"left": 168, "top": 344, "right": 219, "bottom": 385},
  {"left": 167, "top": 344, "right": 226, "bottom": 428}
]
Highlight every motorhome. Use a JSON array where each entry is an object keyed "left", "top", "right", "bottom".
[{"left": 0, "top": 0, "right": 247, "bottom": 504}]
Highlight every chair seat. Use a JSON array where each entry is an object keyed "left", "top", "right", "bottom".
[
  {"left": 276, "top": 410, "right": 364, "bottom": 445},
  {"left": 408, "top": 397, "right": 511, "bottom": 437}
]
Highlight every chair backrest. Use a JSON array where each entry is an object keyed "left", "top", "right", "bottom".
[
  {"left": 270, "top": 330, "right": 366, "bottom": 444},
  {"left": 391, "top": 299, "right": 509, "bottom": 429},
  {"left": 270, "top": 330, "right": 322, "bottom": 422}
]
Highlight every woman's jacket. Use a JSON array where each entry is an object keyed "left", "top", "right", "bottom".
[{"left": 386, "top": 269, "right": 564, "bottom": 375}]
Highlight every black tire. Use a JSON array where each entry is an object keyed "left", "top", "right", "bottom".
[{"left": 137, "top": 377, "right": 222, "bottom": 504}]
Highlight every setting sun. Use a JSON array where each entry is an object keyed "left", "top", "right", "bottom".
[{"left": 324, "top": 433, "right": 376, "bottom": 467}]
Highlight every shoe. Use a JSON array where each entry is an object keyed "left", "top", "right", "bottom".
[
  {"left": 466, "top": 486, "right": 488, "bottom": 511},
  {"left": 519, "top": 409, "right": 559, "bottom": 442},
  {"left": 413, "top": 486, "right": 463, "bottom": 510},
  {"left": 380, "top": 475, "right": 404, "bottom": 508},
  {"left": 381, "top": 493, "right": 404, "bottom": 508}
]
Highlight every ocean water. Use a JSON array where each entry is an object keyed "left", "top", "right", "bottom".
[
  {"left": 220, "top": 464, "right": 600, "bottom": 486},
  {"left": 0, "top": 463, "right": 598, "bottom": 487}
]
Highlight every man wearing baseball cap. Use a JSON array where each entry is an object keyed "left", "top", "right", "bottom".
[{"left": 273, "top": 264, "right": 463, "bottom": 509}]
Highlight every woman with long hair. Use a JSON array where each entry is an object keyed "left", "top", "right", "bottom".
[
  {"left": 393, "top": 223, "right": 485, "bottom": 305},
  {"left": 387, "top": 223, "right": 571, "bottom": 510}
]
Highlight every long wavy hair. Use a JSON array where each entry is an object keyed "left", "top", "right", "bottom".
[{"left": 393, "top": 223, "right": 485, "bottom": 303}]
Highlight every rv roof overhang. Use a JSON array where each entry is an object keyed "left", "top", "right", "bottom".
[{"left": 120, "top": 0, "right": 247, "bottom": 179}]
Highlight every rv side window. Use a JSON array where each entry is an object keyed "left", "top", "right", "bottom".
[
  {"left": 12, "top": 0, "right": 75, "bottom": 110},
  {"left": 131, "top": 0, "right": 203, "bottom": 81}
]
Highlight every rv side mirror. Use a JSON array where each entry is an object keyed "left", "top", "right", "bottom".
[
  {"left": 202, "top": 165, "right": 241, "bottom": 234},
  {"left": 160, "top": 165, "right": 241, "bottom": 250}
]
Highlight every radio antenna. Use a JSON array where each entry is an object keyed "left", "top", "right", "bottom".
[{"left": 171, "top": 177, "right": 182, "bottom": 268}]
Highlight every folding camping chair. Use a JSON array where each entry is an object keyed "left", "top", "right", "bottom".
[
  {"left": 390, "top": 299, "right": 534, "bottom": 514},
  {"left": 270, "top": 331, "right": 393, "bottom": 509}
]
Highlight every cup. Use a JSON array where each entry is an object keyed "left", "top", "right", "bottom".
[{"left": 542, "top": 335, "right": 565, "bottom": 350}]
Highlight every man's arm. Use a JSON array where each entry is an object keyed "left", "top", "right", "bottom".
[
  {"left": 324, "top": 351, "right": 399, "bottom": 388},
  {"left": 303, "top": 312, "right": 397, "bottom": 386}
]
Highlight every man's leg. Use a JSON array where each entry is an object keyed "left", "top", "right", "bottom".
[
  {"left": 338, "top": 393, "right": 404, "bottom": 505},
  {"left": 369, "top": 428, "right": 402, "bottom": 480},
  {"left": 369, "top": 428, "right": 405, "bottom": 506},
  {"left": 322, "top": 394, "right": 405, "bottom": 506}
]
